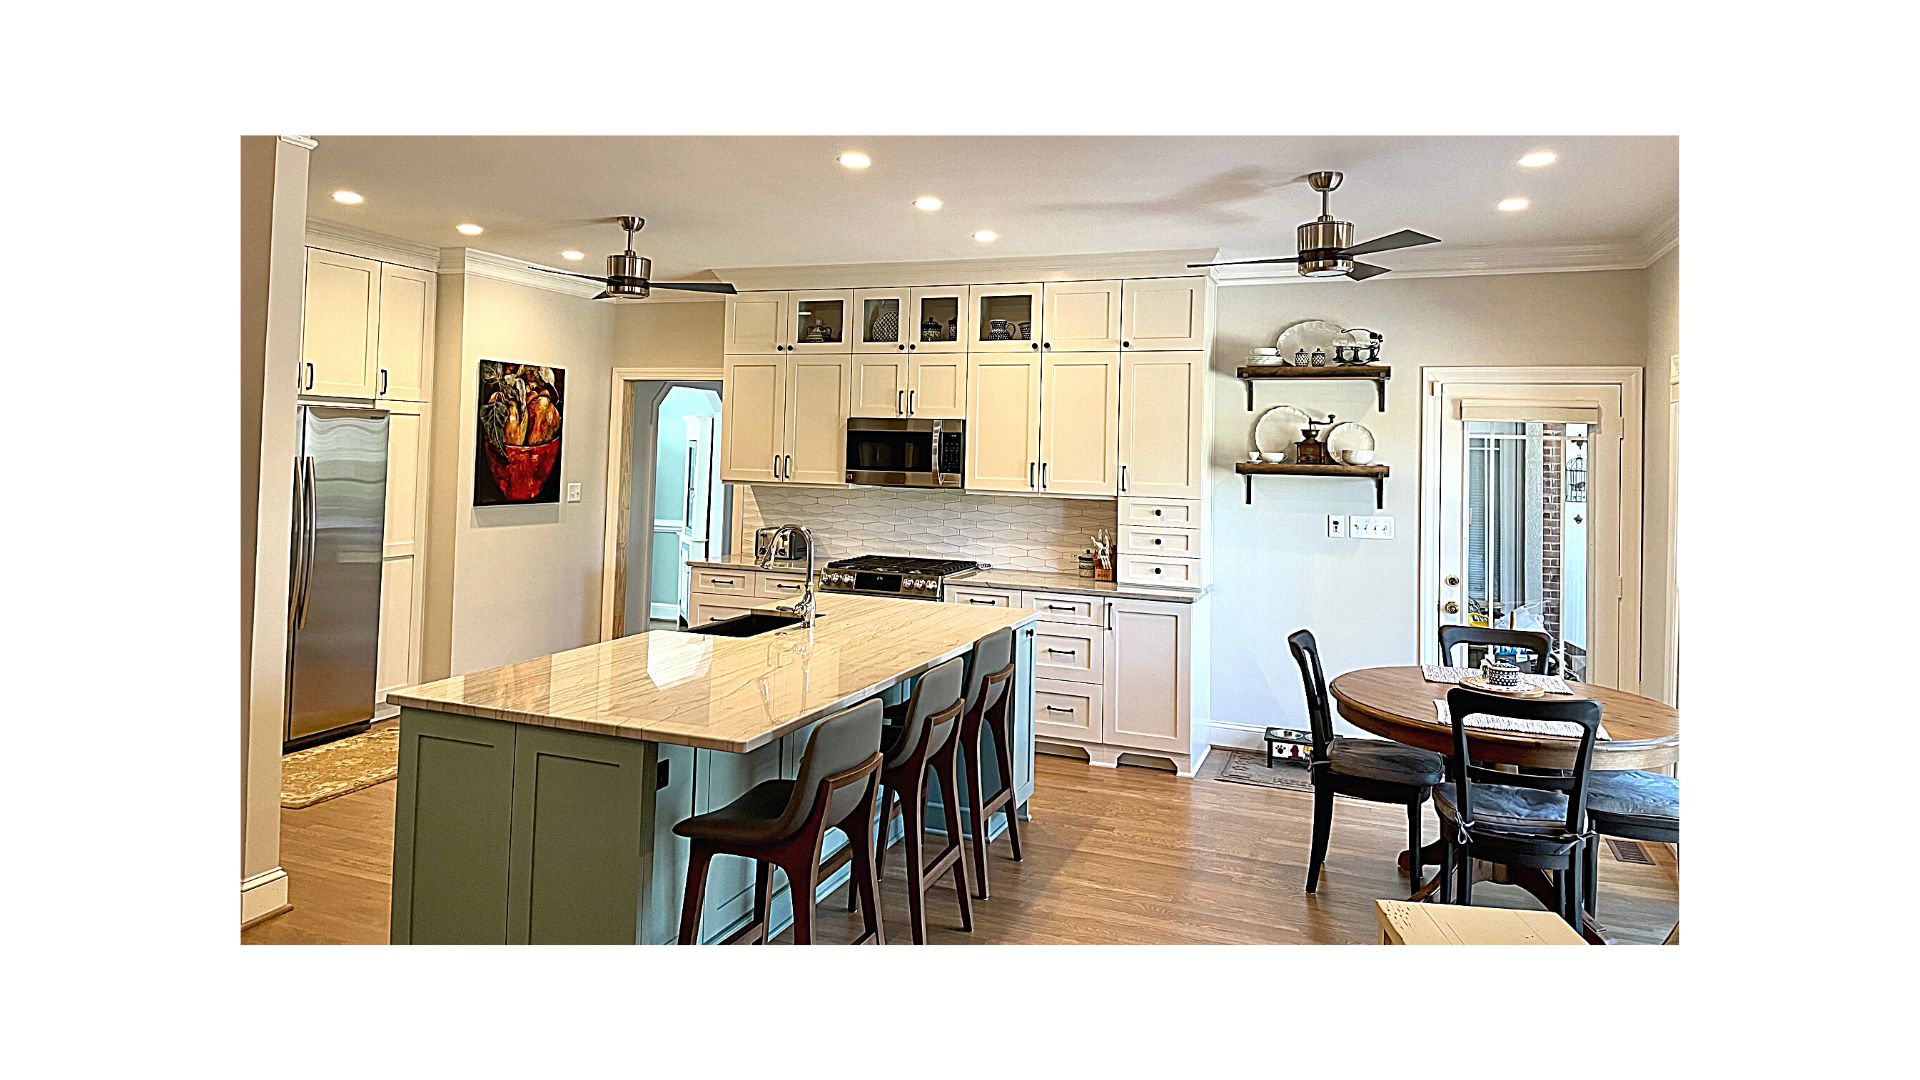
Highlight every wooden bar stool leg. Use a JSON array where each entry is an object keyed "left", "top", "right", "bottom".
[
  {"left": 748, "top": 861, "right": 773, "bottom": 944},
  {"left": 900, "top": 777, "right": 929, "bottom": 944},
  {"left": 854, "top": 786, "right": 891, "bottom": 913},
  {"left": 841, "top": 782, "right": 885, "bottom": 945},
  {"left": 932, "top": 745, "right": 974, "bottom": 932},
  {"left": 991, "top": 716, "right": 1023, "bottom": 862},
  {"left": 678, "top": 842, "right": 714, "bottom": 945},
  {"left": 785, "top": 856, "right": 817, "bottom": 944},
  {"left": 961, "top": 729, "right": 991, "bottom": 899}
]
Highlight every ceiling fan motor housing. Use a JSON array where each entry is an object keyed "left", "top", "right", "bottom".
[
  {"left": 603, "top": 251, "right": 653, "bottom": 299},
  {"left": 1296, "top": 218, "right": 1354, "bottom": 278}
]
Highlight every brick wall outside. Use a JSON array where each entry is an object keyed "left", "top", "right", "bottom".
[{"left": 1540, "top": 424, "right": 1565, "bottom": 647}]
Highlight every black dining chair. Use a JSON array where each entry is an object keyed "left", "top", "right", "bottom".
[
  {"left": 1288, "top": 630, "right": 1447, "bottom": 897},
  {"left": 1438, "top": 624, "right": 1555, "bottom": 675},
  {"left": 1582, "top": 770, "right": 1679, "bottom": 919},
  {"left": 1436, "top": 687, "right": 1601, "bottom": 929}
]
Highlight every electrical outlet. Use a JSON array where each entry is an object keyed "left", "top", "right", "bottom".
[
  {"left": 565, "top": 483, "right": 582, "bottom": 503},
  {"left": 1350, "top": 514, "right": 1395, "bottom": 540},
  {"left": 1326, "top": 514, "right": 1346, "bottom": 538}
]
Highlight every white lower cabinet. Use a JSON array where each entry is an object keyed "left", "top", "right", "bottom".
[
  {"left": 1103, "top": 600, "right": 1192, "bottom": 755},
  {"left": 1034, "top": 680, "right": 1103, "bottom": 743}
]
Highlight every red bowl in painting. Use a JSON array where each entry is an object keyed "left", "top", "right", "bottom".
[{"left": 484, "top": 439, "right": 560, "bottom": 501}]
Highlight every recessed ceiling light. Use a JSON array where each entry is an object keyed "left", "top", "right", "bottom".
[
  {"left": 837, "top": 152, "right": 871, "bottom": 170},
  {"left": 972, "top": 230, "right": 998, "bottom": 243},
  {"left": 1517, "top": 150, "right": 1558, "bottom": 169},
  {"left": 455, "top": 223, "right": 485, "bottom": 236},
  {"left": 561, "top": 250, "right": 586, "bottom": 261},
  {"left": 1496, "top": 197, "right": 1531, "bottom": 213},
  {"left": 331, "top": 190, "right": 364, "bottom": 205},
  {"left": 913, "top": 196, "right": 943, "bottom": 211}
]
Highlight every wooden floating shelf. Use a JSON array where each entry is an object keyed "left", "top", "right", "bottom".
[
  {"left": 1234, "top": 461, "right": 1390, "bottom": 509},
  {"left": 1237, "top": 364, "right": 1391, "bottom": 412}
]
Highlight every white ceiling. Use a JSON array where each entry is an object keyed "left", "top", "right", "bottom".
[{"left": 306, "top": 136, "right": 1676, "bottom": 281}]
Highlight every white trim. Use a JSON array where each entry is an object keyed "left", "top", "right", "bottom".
[
  {"left": 1641, "top": 211, "right": 1680, "bottom": 265},
  {"left": 649, "top": 601, "right": 682, "bottom": 622},
  {"left": 449, "top": 248, "right": 601, "bottom": 297},
  {"left": 241, "top": 867, "right": 290, "bottom": 928},
  {"left": 279, "top": 135, "right": 319, "bottom": 150},
  {"left": 715, "top": 249, "right": 1217, "bottom": 292},
  {"left": 304, "top": 218, "right": 440, "bottom": 272}
]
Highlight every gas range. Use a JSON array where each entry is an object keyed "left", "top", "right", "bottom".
[{"left": 816, "top": 555, "right": 983, "bottom": 601}]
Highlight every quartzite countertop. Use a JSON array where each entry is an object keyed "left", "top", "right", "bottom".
[
  {"left": 385, "top": 593, "right": 1038, "bottom": 753},
  {"left": 685, "top": 557, "right": 1207, "bottom": 603}
]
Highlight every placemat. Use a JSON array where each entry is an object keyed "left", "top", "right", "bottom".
[
  {"left": 1422, "top": 664, "right": 1573, "bottom": 695},
  {"left": 1433, "top": 700, "right": 1610, "bottom": 741}
]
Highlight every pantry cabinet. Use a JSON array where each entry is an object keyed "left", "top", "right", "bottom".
[
  {"left": 718, "top": 353, "right": 848, "bottom": 486},
  {"left": 1120, "top": 278, "right": 1208, "bottom": 351},
  {"left": 1118, "top": 350, "right": 1206, "bottom": 499},
  {"left": 300, "top": 249, "right": 382, "bottom": 397},
  {"left": 1037, "top": 352, "right": 1121, "bottom": 496},
  {"left": 376, "top": 406, "right": 427, "bottom": 700},
  {"left": 1041, "top": 279, "right": 1122, "bottom": 351}
]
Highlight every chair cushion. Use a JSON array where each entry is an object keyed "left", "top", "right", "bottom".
[
  {"left": 1326, "top": 737, "right": 1445, "bottom": 786},
  {"left": 672, "top": 778, "right": 795, "bottom": 845},
  {"left": 1586, "top": 770, "right": 1679, "bottom": 829},
  {"left": 1434, "top": 782, "right": 1569, "bottom": 832}
]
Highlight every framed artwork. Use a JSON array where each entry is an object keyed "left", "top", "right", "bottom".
[{"left": 475, "top": 361, "right": 565, "bottom": 506}]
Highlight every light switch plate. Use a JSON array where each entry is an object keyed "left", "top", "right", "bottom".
[
  {"left": 1350, "top": 514, "right": 1395, "bottom": 540},
  {"left": 1326, "top": 514, "right": 1346, "bottom": 538},
  {"left": 565, "top": 483, "right": 582, "bottom": 503}
]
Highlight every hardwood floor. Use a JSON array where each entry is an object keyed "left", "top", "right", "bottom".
[{"left": 243, "top": 751, "right": 1679, "bottom": 945}]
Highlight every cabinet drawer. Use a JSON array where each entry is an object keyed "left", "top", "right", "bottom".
[
  {"left": 1034, "top": 679, "right": 1103, "bottom": 742},
  {"left": 946, "top": 584, "right": 1021, "bottom": 607},
  {"left": 1118, "top": 525, "right": 1199, "bottom": 557},
  {"left": 1117, "top": 554, "right": 1200, "bottom": 588},
  {"left": 1034, "top": 622, "right": 1104, "bottom": 684},
  {"left": 690, "top": 601, "right": 755, "bottom": 626},
  {"left": 757, "top": 572, "right": 809, "bottom": 599},
  {"left": 692, "top": 568, "right": 755, "bottom": 596},
  {"left": 1120, "top": 498, "right": 1200, "bottom": 528},
  {"left": 1021, "top": 592, "right": 1106, "bottom": 626}
]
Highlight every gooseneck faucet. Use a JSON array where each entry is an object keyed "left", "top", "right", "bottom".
[{"left": 756, "top": 523, "right": 818, "bottom": 627}]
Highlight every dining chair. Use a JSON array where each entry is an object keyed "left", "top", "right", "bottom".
[
  {"left": 1288, "top": 630, "right": 1447, "bottom": 897},
  {"left": 1438, "top": 624, "right": 1555, "bottom": 675},
  {"left": 1436, "top": 687, "right": 1601, "bottom": 929},
  {"left": 1581, "top": 770, "right": 1679, "bottom": 919}
]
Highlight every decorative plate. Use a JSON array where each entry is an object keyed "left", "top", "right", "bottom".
[
  {"left": 1460, "top": 676, "right": 1546, "bottom": 698},
  {"left": 870, "top": 308, "right": 898, "bottom": 343},
  {"left": 1253, "top": 404, "right": 1313, "bottom": 456},
  {"left": 1324, "top": 420, "right": 1378, "bottom": 464},
  {"left": 1275, "top": 319, "right": 1360, "bottom": 363}
]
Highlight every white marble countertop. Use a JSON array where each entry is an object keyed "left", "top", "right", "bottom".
[
  {"left": 686, "top": 556, "right": 1205, "bottom": 603},
  {"left": 386, "top": 594, "right": 1037, "bottom": 753}
]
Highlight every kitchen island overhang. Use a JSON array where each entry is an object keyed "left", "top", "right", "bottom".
[{"left": 385, "top": 594, "right": 1040, "bottom": 944}]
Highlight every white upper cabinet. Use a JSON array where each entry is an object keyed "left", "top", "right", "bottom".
[
  {"left": 1038, "top": 352, "right": 1121, "bottom": 496},
  {"left": 967, "top": 283, "right": 1044, "bottom": 354},
  {"left": 375, "top": 264, "right": 434, "bottom": 401},
  {"left": 850, "top": 355, "right": 910, "bottom": 418},
  {"left": 301, "top": 249, "right": 382, "bottom": 397},
  {"left": 784, "top": 290, "right": 854, "bottom": 353},
  {"left": 1042, "top": 280, "right": 1123, "bottom": 352},
  {"left": 907, "top": 355, "right": 966, "bottom": 419},
  {"left": 854, "top": 289, "right": 910, "bottom": 354},
  {"left": 724, "top": 293, "right": 788, "bottom": 354},
  {"left": 966, "top": 354, "right": 1042, "bottom": 493},
  {"left": 907, "top": 287, "right": 967, "bottom": 354},
  {"left": 719, "top": 355, "right": 786, "bottom": 483},
  {"left": 784, "top": 357, "right": 850, "bottom": 484},
  {"left": 1121, "top": 278, "right": 1208, "bottom": 351},
  {"left": 1119, "top": 350, "right": 1206, "bottom": 499}
]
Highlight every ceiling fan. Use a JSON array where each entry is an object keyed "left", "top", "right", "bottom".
[
  {"left": 527, "top": 216, "right": 737, "bottom": 301},
  {"left": 1189, "top": 171, "right": 1440, "bottom": 281}
]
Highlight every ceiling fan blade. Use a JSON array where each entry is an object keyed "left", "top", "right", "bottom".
[
  {"left": 1186, "top": 256, "right": 1303, "bottom": 268},
  {"left": 643, "top": 281, "right": 739, "bottom": 294},
  {"left": 1338, "top": 229, "right": 1441, "bottom": 258},
  {"left": 525, "top": 264, "right": 610, "bottom": 284},
  {"left": 1346, "top": 262, "right": 1392, "bottom": 281}
]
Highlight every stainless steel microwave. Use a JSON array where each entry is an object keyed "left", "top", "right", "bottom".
[{"left": 845, "top": 418, "right": 965, "bottom": 488}]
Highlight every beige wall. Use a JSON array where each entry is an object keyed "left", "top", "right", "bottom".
[
  {"left": 612, "top": 300, "right": 724, "bottom": 372},
  {"left": 1641, "top": 247, "right": 1679, "bottom": 702}
]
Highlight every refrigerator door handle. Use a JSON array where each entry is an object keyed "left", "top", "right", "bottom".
[
  {"left": 296, "top": 456, "right": 316, "bottom": 629},
  {"left": 288, "top": 456, "right": 307, "bottom": 621}
]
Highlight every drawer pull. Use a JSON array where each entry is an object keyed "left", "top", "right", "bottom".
[
  {"left": 709, "top": 577, "right": 737, "bottom": 585},
  {"left": 1045, "top": 647, "right": 1074, "bottom": 655},
  {"left": 967, "top": 598, "right": 996, "bottom": 605},
  {"left": 1044, "top": 704, "right": 1072, "bottom": 713},
  {"left": 771, "top": 582, "right": 801, "bottom": 590},
  {"left": 1046, "top": 604, "right": 1075, "bottom": 611}
]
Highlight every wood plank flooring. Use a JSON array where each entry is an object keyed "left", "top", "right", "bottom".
[{"left": 243, "top": 751, "right": 1678, "bottom": 945}]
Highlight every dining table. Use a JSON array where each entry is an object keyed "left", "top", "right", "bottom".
[{"left": 1328, "top": 666, "right": 1679, "bottom": 942}]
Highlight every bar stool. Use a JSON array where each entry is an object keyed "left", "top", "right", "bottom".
[
  {"left": 955, "top": 628, "right": 1021, "bottom": 899},
  {"left": 675, "top": 700, "right": 885, "bottom": 945},
  {"left": 855, "top": 654, "right": 971, "bottom": 944}
]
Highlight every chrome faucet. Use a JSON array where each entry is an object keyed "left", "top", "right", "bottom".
[{"left": 757, "top": 523, "right": 818, "bottom": 627}]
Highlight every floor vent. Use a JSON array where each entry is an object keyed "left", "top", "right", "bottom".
[{"left": 1608, "top": 838, "right": 1654, "bottom": 865}]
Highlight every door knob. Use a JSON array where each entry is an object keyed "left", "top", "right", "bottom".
[
  {"left": 1444, "top": 574, "right": 1460, "bottom": 587},
  {"left": 1442, "top": 600, "right": 1460, "bottom": 615}
]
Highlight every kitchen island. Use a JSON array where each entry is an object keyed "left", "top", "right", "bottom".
[{"left": 384, "top": 593, "right": 1039, "bottom": 944}]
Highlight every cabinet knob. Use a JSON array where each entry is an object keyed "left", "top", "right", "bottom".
[
  {"left": 1031, "top": 342, "right": 1039, "bottom": 350},
  {"left": 909, "top": 343, "right": 917, "bottom": 351},
  {"left": 1153, "top": 538, "right": 1162, "bottom": 545},
  {"left": 1152, "top": 567, "right": 1163, "bottom": 575},
  {"left": 1123, "top": 341, "right": 1131, "bottom": 348},
  {"left": 1043, "top": 342, "right": 1051, "bottom": 349},
  {"left": 898, "top": 344, "right": 906, "bottom": 351}
]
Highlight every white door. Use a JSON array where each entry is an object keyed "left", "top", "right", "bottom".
[
  {"left": 854, "top": 289, "right": 910, "bottom": 354},
  {"left": 967, "top": 283, "right": 1044, "bottom": 353},
  {"left": 784, "top": 290, "right": 855, "bottom": 354},
  {"left": 850, "top": 356, "right": 909, "bottom": 418},
  {"left": 1103, "top": 600, "right": 1191, "bottom": 754},
  {"left": 907, "top": 356, "right": 967, "bottom": 418},
  {"left": 1119, "top": 350, "right": 1205, "bottom": 498},
  {"left": 1039, "top": 352, "right": 1120, "bottom": 496},
  {"left": 724, "top": 293, "right": 788, "bottom": 354},
  {"left": 374, "top": 264, "right": 434, "bottom": 401},
  {"left": 1433, "top": 380, "right": 1632, "bottom": 687},
  {"left": 907, "top": 287, "right": 967, "bottom": 353},
  {"left": 1041, "top": 279, "right": 1122, "bottom": 351},
  {"left": 784, "top": 356, "right": 849, "bottom": 485},
  {"left": 719, "top": 355, "right": 785, "bottom": 483},
  {"left": 965, "top": 354, "right": 1042, "bottom": 493},
  {"left": 301, "top": 248, "right": 381, "bottom": 397},
  {"left": 1120, "top": 278, "right": 1207, "bottom": 351}
]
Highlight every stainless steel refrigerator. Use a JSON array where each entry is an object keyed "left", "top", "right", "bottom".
[{"left": 285, "top": 406, "right": 389, "bottom": 749}]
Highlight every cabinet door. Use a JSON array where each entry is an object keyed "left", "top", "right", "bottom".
[
  {"left": 1041, "top": 279, "right": 1122, "bottom": 351},
  {"left": 1034, "top": 679, "right": 1103, "bottom": 743},
  {"left": 967, "top": 283, "right": 1043, "bottom": 353},
  {"left": 785, "top": 289, "right": 854, "bottom": 353},
  {"left": 507, "top": 727, "right": 655, "bottom": 944},
  {"left": 691, "top": 599, "right": 755, "bottom": 626},
  {"left": 724, "top": 293, "right": 788, "bottom": 354},
  {"left": 1119, "top": 350, "right": 1206, "bottom": 499},
  {"left": 784, "top": 356, "right": 849, "bottom": 485},
  {"left": 1103, "top": 600, "right": 1191, "bottom": 754},
  {"left": 375, "top": 264, "right": 434, "bottom": 401},
  {"left": 965, "top": 354, "right": 1042, "bottom": 493},
  {"left": 908, "top": 355, "right": 966, "bottom": 419},
  {"left": 720, "top": 355, "right": 786, "bottom": 483},
  {"left": 850, "top": 356, "right": 908, "bottom": 418},
  {"left": 391, "top": 711, "right": 516, "bottom": 944},
  {"left": 377, "top": 410, "right": 423, "bottom": 697},
  {"left": 301, "top": 248, "right": 381, "bottom": 397},
  {"left": 908, "top": 287, "right": 967, "bottom": 353},
  {"left": 1039, "top": 352, "right": 1120, "bottom": 496},
  {"left": 854, "top": 289, "right": 910, "bottom": 354},
  {"left": 1121, "top": 278, "right": 1207, "bottom": 351}
]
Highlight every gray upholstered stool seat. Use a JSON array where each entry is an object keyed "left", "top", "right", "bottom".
[
  {"left": 1586, "top": 770, "right": 1679, "bottom": 832},
  {"left": 1434, "top": 782, "right": 1570, "bottom": 833},
  {"left": 1326, "top": 737, "right": 1446, "bottom": 786}
]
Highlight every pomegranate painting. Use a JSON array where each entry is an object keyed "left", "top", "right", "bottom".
[{"left": 475, "top": 361, "right": 565, "bottom": 505}]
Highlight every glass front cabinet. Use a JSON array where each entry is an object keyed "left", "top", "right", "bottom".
[
  {"left": 783, "top": 290, "right": 853, "bottom": 353},
  {"left": 967, "top": 283, "right": 1044, "bottom": 354}
]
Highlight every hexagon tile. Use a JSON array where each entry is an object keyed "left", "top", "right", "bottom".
[{"left": 736, "top": 485, "right": 1117, "bottom": 571}]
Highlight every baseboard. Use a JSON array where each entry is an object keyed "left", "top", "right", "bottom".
[
  {"left": 649, "top": 602, "right": 680, "bottom": 622},
  {"left": 241, "top": 867, "right": 290, "bottom": 928},
  {"left": 1205, "top": 718, "right": 1268, "bottom": 753}
]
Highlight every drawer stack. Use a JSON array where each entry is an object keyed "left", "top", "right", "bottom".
[{"left": 1116, "top": 497, "right": 1206, "bottom": 588}]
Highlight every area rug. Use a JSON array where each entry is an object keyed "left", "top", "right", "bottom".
[
  {"left": 281, "top": 727, "right": 399, "bottom": 808},
  {"left": 1209, "top": 750, "right": 1314, "bottom": 794}
]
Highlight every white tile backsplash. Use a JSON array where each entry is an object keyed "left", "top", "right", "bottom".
[{"left": 737, "top": 486, "right": 1116, "bottom": 572}]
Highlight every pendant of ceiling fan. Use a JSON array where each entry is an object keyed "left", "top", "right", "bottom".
[
  {"left": 1189, "top": 170, "right": 1440, "bottom": 281},
  {"left": 525, "top": 215, "right": 737, "bottom": 300}
]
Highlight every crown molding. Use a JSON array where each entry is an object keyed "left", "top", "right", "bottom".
[
  {"left": 713, "top": 249, "right": 1218, "bottom": 292},
  {"left": 304, "top": 219, "right": 440, "bottom": 272},
  {"left": 1639, "top": 209, "right": 1679, "bottom": 265},
  {"left": 278, "top": 135, "right": 318, "bottom": 150},
  {"left": 446, "top": 248, "right": 605, "bottom": 298}
]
